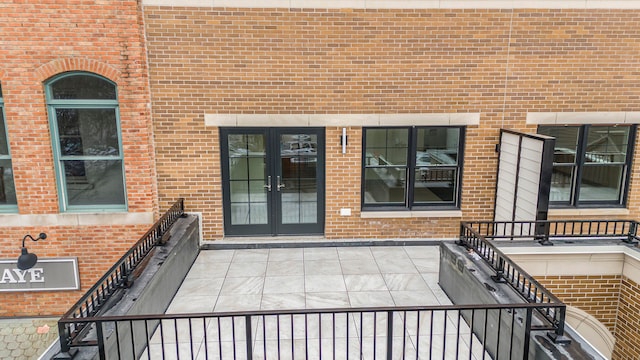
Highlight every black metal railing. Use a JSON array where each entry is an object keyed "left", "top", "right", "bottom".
[
  {"left": 56, "top": 303, "right": 563, "bottom": 360},
  {"left": 463, "top": 219, "right": 639, "bottom": 245},
  {"left": 57, "top": 199, "right": 185, "bottom": 355},
  {"left": 459, "top": 222, "right": 569, "bottom": 342}
]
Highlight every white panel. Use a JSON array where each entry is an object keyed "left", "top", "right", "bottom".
[
  {"left": 494, "top": 132, "right": 520, "bottom": 223},
  {"left": 513, "top": 137, "right": 543, "bottom": 235},
  {"left": 495, "top": 132, "right": 548, "bottom": 236}
]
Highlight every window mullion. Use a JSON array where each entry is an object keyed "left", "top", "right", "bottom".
[
  {"left": 407, "top": 127, "right": 416, "bottom": 209},
  {"left": 620, "top": 125, "right": 636, "bottom": 205},
  {"left": 572, "top": 125, "right": 588, "bottom": 206}
]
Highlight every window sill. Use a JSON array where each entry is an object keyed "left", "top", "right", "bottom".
[
  {"left": 360, "top": 210, "right": 462, "bottom": 219},
  {"left": 0, "top": 206, "right": 18, "bottom": 214},
  {"left": 0, "top": 212, "right": 154, "bottom": 227},
  {"left": 548, "top": 208, "right": 630, "bottom": 217}
]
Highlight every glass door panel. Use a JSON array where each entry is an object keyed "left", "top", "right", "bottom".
[
  {"left": 279, "top": 134, "right": 318, "bottom": 225},
  {"left": 223, "top": 131, "right": 271, "bottom": 234},
  {"left": 275, "top": 130, "right": 324, "bottom": 234}
]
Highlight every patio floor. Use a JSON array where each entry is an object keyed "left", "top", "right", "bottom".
[{"left": 147, "top": 245, "right": 489, "bottom": 359}]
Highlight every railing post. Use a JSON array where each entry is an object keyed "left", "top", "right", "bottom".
[
  {"left": 52, "top": 322, "right": 78, "bottom": 359},
  {"left": 245, "top": 315, "right": 253, "bottom": 360},
  {"left": 536, "top": 221, "right": 553, "bottom": 246},
  {"left": 522, "top": 308, "right": 533, "bottom": 360},
  {"left": 386, "top": 311, "right": 393, "bottom": 360},
  {"left": 547, "top": 306, "right": 571, "bottom": 344},
  {"left": 457, "top": 223, "right": 468, "bottom": 247},
  {"left": 491, "top": 256, "right": 507, "bottom": 283},
  {"left": 96, "top": 322, "right": 106, "bottom": 360},
  {"left": 624, "top": 221, "right": 638, "bottom": 244}
]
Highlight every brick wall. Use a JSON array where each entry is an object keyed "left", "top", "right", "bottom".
[
  {"left": 537, "top": 274, "right": 640, "bottom": 360},
  {"left": 0, "top": 1, "right": 158, "bottom": 316},
  {"left": 536, "top": 275, "right": 621, "bottom": 333},
  {"left": 612, "top": 276, "right": 640, "bottom": 360},
  {"left": 144, "top": 7, "right": 640, "bottom": 240}
]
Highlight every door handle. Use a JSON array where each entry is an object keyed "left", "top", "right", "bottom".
[
  {"left": 264, "top": 176, "right": 272, "bottom": 192},
  {"left": 277, "top": 176, "right": 285, "bottom": 191}
]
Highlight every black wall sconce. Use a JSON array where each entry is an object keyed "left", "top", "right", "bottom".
[{"left": 17, "top": 233, "right": 47, "bottom": 270}]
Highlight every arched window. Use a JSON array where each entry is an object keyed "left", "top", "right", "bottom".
[
  {"left": 0, "top": 82, "right": 18, "bottom": 211},
  {"left": 46, "top": 72, "right": 126, "bottom": 211}
]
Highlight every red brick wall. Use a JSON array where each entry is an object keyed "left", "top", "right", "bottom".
[
  {"left": 0, "top": 1, "right": 158, "bottom": 316},
  {"left": 144, "top": 7, "right": 640, "bottom": 239}
]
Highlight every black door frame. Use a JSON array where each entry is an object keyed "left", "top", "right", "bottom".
[{"left": 220, "top": 127, "right": 325, "bottom": 236}]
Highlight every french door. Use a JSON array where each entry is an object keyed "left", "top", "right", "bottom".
[{"left": 221, "top": 128, "right": 325, "bottom": 236}]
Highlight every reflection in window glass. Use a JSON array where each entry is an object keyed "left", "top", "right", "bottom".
[
  {"left": 579, "top": 165, "right": 623, "bottom": 202},
  {"left": 56, "top": 109, "right": 120, "bottom": 156},
  {"left": 414, "top": 128, "right": 461, "bottom": 205},
  {"left": 47, "top": 73, "right": 126, "bottom": 211},
  {"left": 363, "top": 128, "right": 409, "bottom": 206},
  {"left": 538, "top": 125, "right": 635, "bottom": 206},
  {"left": 280, "top": 134, "right": 318, "bottom": 224},
  {"left": 63, "top": 160, "right": 125, "bottom": 206},
  {"left": 538, "top": 126, "right": 580, "bottom": 204},
  {"left": 538, "top": 126, "right": 579, "bottom": 164},
  {"left": 363, "top": 127, "right": 464, "bottom": 209},
  {"left": 584, "top": 126, "right": 629, "bottom": 164},
  {"left": 365, "top": 128, "right": 409, "bottom": 166},
  {"left": 227, "top": 133, "right": 267, "bottom": 225},
  {"left": 0, "top": 86, "right": 17, "bottom": 210},
  {"left": 51, "top": 74, "right": 116, "bottom": 100}
]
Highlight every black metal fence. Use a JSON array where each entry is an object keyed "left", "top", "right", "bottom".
[
  {"left": 57, "top": 199, "right": 185, "bottom": 356},
  {"left": 54, "top": 212, "right": 588, "bottom": 359},
  {"left": 56, "top": 303, "right": 566, "bottom": 360},
  {"left": 459, "top": 222, "right": 568, "bottom": 343},
  {"left": 462, "top": 219, "right": 639, "bottom": 245}
]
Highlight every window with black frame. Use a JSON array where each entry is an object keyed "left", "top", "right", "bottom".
[
  {"left": 538, "top": 125, "right": 636, "bottom": 207},
  {"left": 362, "top": 126, "right": 464, "bottom": 210},
  {"left": 0, "top": 83, "right": 18, "bottom": 211}
]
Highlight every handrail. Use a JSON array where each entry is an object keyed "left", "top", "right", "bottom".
[
  {"left": 58, "top": 302, "right": 562, "bottom": 324},
  {"left": 58, "top": 303, "right": 566, "bottom": 359},
  {"left": 463, "top": 219, "right": 639, "bottom": 245},
  {"left": 57, "top": 199, "right": 185, "bottom": 354},
  {"left": 459, "top": 222, "right": 569, "bottom": 342}
]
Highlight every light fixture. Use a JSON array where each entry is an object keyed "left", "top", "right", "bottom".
[
  {"left": 340, "top": 127, "right": 348, "bottom": 154},
  {"left": 17, "top": 233, "right": 47, "bottom": 270}
]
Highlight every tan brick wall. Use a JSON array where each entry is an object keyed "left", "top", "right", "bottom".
[
  {"left": 0, "top": 1, "right": 158, "bottom": 316},
  {"left": 144, "top": 7, "right": 640, "bottom": 240},
  {"left": 536, "top": 275, "right": 621, "bottom": 332},
  {"left": 612, "top": 276, "right": 640, "bottom": 360},
  {"left": 537, "top": 274, "right": 640, "bottom": 359}
]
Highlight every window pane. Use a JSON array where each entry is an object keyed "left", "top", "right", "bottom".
[
  {"left": 416, "top": 128, "right": 460, "bottom": 166},
  {"left": 365, "top": 128, "right": 408, "bottom": 166},
  {"left": 0, "top": 159, "right": 17, "bottom": 205},
  {"left": 414, "top": 168, "right": 456, "bottom": 203},
  {"left": 538, "top": 126, "right": 579, "bottom": 164},
  {"left": 56, "top": 109, "right": 120, "bottom": 157},
  {"left": 363, "top": 167, "right": 406, "bottom": 205},
  {"left": 579, "top": 164, "right": 624, "bottom": 202},
  {"left": 0, "top": 111, "right": 8, "bottom": 155},
  {"left": 539, "top": 126, "right": 580, "bottom": 204},
  {"left": 51, "top": 75, "right": 116, "bottom": 100},
  {"left": 63, "top": 160, "right": 125, "bottom": 206},
  {"left": 550, "top": 165, "right": 574, "bottom": 202},
  {"left": 585, "top": 126, "right": 630, "bottom": 164}
]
